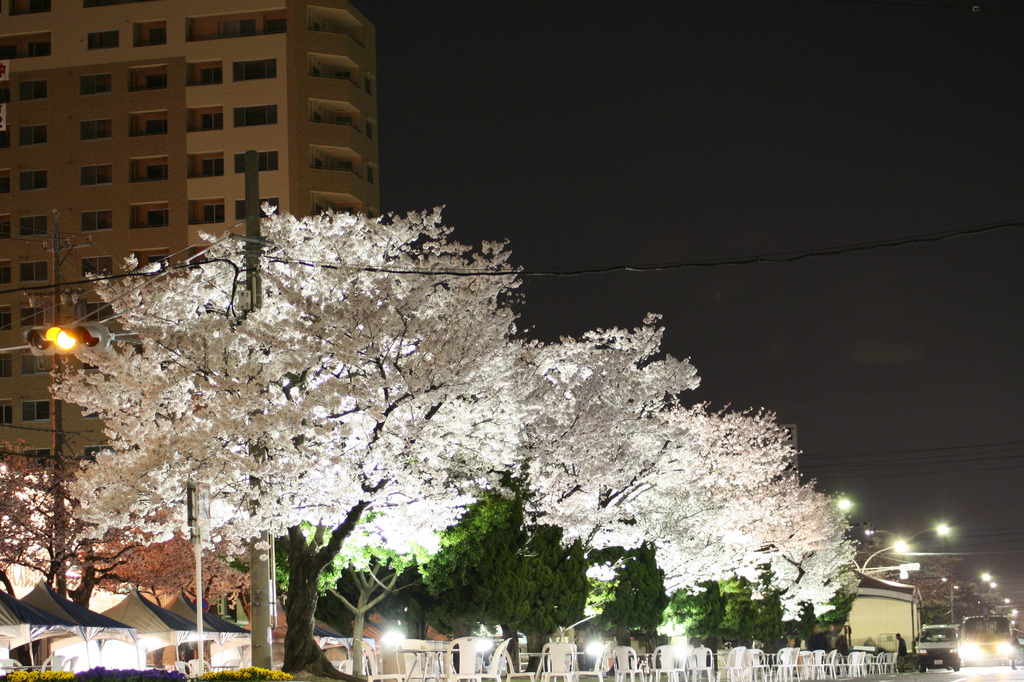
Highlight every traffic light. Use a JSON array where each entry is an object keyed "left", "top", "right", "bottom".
[{"left": 23, "top": 323, "right": 111, "bottom": 356}]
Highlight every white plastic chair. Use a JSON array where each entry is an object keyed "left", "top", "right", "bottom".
[
  {"left": 847, "top": 652, "right": 867, "bottom": 677},
  {"left": 823, "top": 650, "right": 842, "bottom": 679},
  {"left": 39, "top": 655, "right": 65, "bottom": 672},
  {"left": 687, "top": 647, "right": 714, "bottom": 682},
  {"left": 723, "top": 647, "right": 747, "bottom": 682},
  {"left": 578, "top": 643, "right": 612, "bottom": 682},
  {"left": 809, "top": 650, "right": 826, "bottom": 680},
  {"left": 881, "top": 651, "right": 898, "bottom": 674},
  {"left": 0, "top": 659, "right": 23, "bottom": 674},
  {"left": 445, "top": 637, "right": 494, "bottom": 682},
  {"left": 503, "top": 644, "right": 537, "bottom": 682},
  {"left": 774, "top": 648, "right": 800, "bottom": 682},
  {"left": 612, "top": 646, "right": 646, "bottom": 682},
  {"left": 649, "top": 645, "right": 680, "bottom": 682},
  {"left": 187, "top": 659, "right": 209, "bottom": 677},
  {"left": 540, "top": 641, "right": 578, "bottom": 682},
  {"left": 745, "top": 649, "right": 770, "bottom": 682},
  {"left": 364, "top": 645, "right": 407, "bottom": 682},
  {"left": 174, "top": 661, "right": 189, "bottom": 675},
  {"left": 62, "top": 656, "right": 80, "bottom": 672},
  {"left": 484, "top": 639, "right": 513, "bottom": 682}
]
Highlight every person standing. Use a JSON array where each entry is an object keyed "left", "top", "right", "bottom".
[{"left": 808, "top": 625, "right": 829, "bottom": 651}]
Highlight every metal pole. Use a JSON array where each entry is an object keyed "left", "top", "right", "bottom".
[
  {"left": 242, "top": 150, "right": 274, "bottom": 669},
  {"left": 195, "top": 517, "right": 205, "bottom": 669}
]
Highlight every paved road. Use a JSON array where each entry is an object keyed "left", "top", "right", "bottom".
[{"left": 862, "top": 666, "right": 1024, "bottom": 682}]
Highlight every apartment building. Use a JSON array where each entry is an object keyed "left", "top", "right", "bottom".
[{"left": 0, "top": 0, "right": 380, "bottom": 457}]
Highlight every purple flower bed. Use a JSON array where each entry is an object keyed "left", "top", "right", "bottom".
[{"left": 74, "top": 669, "right": 187, "bottom": 682}]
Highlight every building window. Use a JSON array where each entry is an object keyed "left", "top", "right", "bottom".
[
  {"left": 22, "top": 400, "right": 50, "bottom": 422},
  {"left": 233, "top": 58, "right": 276, "bottom": 81},
  {"left": 81, "top": 73, "right": 112, "bottom": 95},
  {"left": 234, "top": 197, "right": 279, "bottom": 220},
  {"left": 132, "top": 249, "right": 169, "bottom": 266},
  {"left": 189, "top": 153, "right": 224, "bottom": 178},
  {"left": 189, "top": 200, "right": 225, "bottom": 225},
  {"left": 0, "top": 217, "right": 8, "bottom": 239},
  {"left": 20, "top": 306, "right": 43, "bottom": 326},
  {"left": 186, "top": 11, "right": 286, "bottom": 41},
  {"left": 233, "top": 105, "right": 277, "bottom": 127},
  {"left": 81, "top": 119, "right": 112, "bottom": 140},
  {"left": 87, "top": 30, "right": 119, "bottom": 49},
  {"left": 84, "top": 445, "right": 111, "bottom": 458},
  {"left": 130, "top": 110, "right": 168, "bottom": 136},
  {"left": 0, "top": 170, "right": 9, "bottom": 194},
  {"left": 0, "top": 131, "right": 8, "bottom": 149},
  {"left": 365, "top": 120, "right": 374, "bottom": 140},
  {"left": 82, "top": 256, "right": 113, "bottom": 277},
  {"left": 131, "top": 203, "right": 169, "bottom": 229},
  {"left": 364, "top": 75, "right": 373, "bottom": 95},
  {"left": 233, "top": 151, "right": 278, "bottom": 173},
  {"left": 0, "top": 307, "right": 10, "bottom": 330},
  {"left": 19, "top": 215, "right": 46, "bottom": 236},
  {"left": 27, "top": 39, "right": 51, "bottom": 57},
  {"left": 367, "top": 164, "right": 375, "bottom": 185},
  {"left": 311, "top": 147, "right": 356, "bottom": 173},
  {"left": 20, "top": 260, "right": 48, "bottom": 281},
  {"left": 134, "top": 21, "right": 167, "bottom": 46},
  {"left": 188, "top": 107, "right": 223, "bottom": 131},
  {"left": 81, "top": 164, "right": 113, "bottom": 186},
  {"left": 10, "top": 0, "right": 52, "bottom": 15},
  {"left": 219, "top": 18, "right": 257, "bottom": 37},
  {"left": 0, "top": 405, "right": 11, "bottom": 424},
  {"left": 20, "top": 169, "right": 47, "bottom": 190},
  {"left": 0, "top": 355, "right": 10, "bottom": 378},
  {"left": 19, "top": 80, "right": 46, "bottom": 100},
  {"left": 19, "top": 124, "right": 46, "bottom": 146},
  {"left": 129, "top": 65, "right": 167, "bottom": 91},
  {"left": 84, "top": 301, "right": 113, "bottom": 320},
  {"left": 0, "top": 87, "right": 8, "bottom": 104},
  {"left": 188, "top": 61, "right": 222, "bottom": 85},
  {"left": 81, "top": 209, "right": 113, "bottom": 232},
  {"left": 130, "top": 157, "right": 168, "bottom": 182},
  {"left": 21, "top": 354, "right": 51, "bottom": 375}
]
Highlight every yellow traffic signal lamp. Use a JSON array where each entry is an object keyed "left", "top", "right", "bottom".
[{"left": 24, "top": 323, "right": 111, "bottom": 356}]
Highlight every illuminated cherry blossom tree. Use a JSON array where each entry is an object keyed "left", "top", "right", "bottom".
[{"left": 58, "top": 208, "right": 850, "bottom": 675}]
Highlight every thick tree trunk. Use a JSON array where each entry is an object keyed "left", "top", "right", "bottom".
[
  {"left": 280, "top": 503, "right": 368, "bottom": 678},
  {"left": 525, "top": 634, "right": 547, "bottom": 672},
  {"left": 501, "top": 624, "right": 521, "bottom": 671},
  {"left": 282, "top": 540, "right": 337, "bottom": 676}
]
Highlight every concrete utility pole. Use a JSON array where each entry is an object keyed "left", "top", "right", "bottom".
[
  {"left": 44, "top": 210, "right": 87, "bottom": 596},
  {"left": 242, "top": 150, "right": 275, "bottom": 669}
]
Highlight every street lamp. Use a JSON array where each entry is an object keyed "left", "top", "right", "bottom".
[{"left": 858, "top": 525, "right": 951, "bottom": 572}]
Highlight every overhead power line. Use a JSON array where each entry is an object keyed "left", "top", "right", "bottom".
[{"left": 0, "top": 216, "right": 1020, "bottom": 299}]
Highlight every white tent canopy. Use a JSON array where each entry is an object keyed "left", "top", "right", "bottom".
[
  {"left": 21, "top": 581, "right": 138, "bottom": 669},
  {"left": 0, "top": 588, "right": 78, "bottom": 656}
]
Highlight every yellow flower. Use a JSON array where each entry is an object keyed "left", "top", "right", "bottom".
[{"left": 199, "top": 667, "right": 292, "bottom": 682}]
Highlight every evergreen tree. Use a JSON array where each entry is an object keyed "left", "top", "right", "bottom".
[
  {"left": 589, "top": 543, "right": 668, "bottom": 645},
  {"left": 664, "top": 581, "right": 726, "bottom": 645}
]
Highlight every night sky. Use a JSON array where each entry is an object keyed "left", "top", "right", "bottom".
[{"left": 358, "top": 1, "right": 1024, "bottom": 599}]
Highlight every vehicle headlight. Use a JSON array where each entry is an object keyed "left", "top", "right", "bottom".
[
  {"left": 997, "top": 643, "right": 1012, "bottom": 655},
  {"left": 918, "top": 649, "right": 929, "bottom": 655},
  {"left": 962, "top": 643, "right": 981, "bottom": 659}
]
